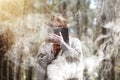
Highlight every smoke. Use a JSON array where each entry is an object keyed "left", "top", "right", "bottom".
[
  {"left": 81, "top": 19, "right": 120, "bottom": 79},
  {"left": 0, "top": 0, "right": 120, "bottom": 80},
  {"left": 0, "top": 12, "right": 49, "bottom": 79}
]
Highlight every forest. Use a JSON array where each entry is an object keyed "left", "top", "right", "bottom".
[{"left": 0, "top": 0, "right": 120, "bottom": 80}]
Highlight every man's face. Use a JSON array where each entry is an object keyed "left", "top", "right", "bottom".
[
  {"left": 47, "top": 16, "right": 69, "bottom": 44},
  {"left": 51, "top": 18, "right": 62, "bottom": 27},
  {"left": 50, "top": 19, "right": 63, "bottom": 35}
]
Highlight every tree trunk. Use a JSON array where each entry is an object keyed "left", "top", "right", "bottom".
[
  {"left": 26, "top": 67, "right": 33, "bottom": 80},
  {"left": 76, "top": 0, "right": 80, "bottom": 39}
]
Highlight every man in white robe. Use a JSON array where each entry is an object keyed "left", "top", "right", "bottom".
[{"left": 37, "top": 14, "right": 83, "bottom": 80}]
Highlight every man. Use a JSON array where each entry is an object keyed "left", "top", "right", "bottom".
[{"left": 37, "top": 14, "right": 83, "bottom": 80}]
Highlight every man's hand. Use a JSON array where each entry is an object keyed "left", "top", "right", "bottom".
[
  {"left": 48, "top": 33, "right": 69, "bottom": 51},
  {"left": 47, "top": 33, "right": 64, "bottom": 44}
]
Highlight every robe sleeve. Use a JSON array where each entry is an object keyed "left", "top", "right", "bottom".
[
  {"left": 62, "top": 38, "right": 82, "bottom": 62},
  {"left": 37, "top": 42, "right": 54, "bottom": 65}
]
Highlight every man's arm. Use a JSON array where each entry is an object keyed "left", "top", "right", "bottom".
[
  {"left": 36, "top": 42, "right": 54, "bottom": 64},
  {"left": 48, "top": 33, "right": 82, "bottom": 59}
]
